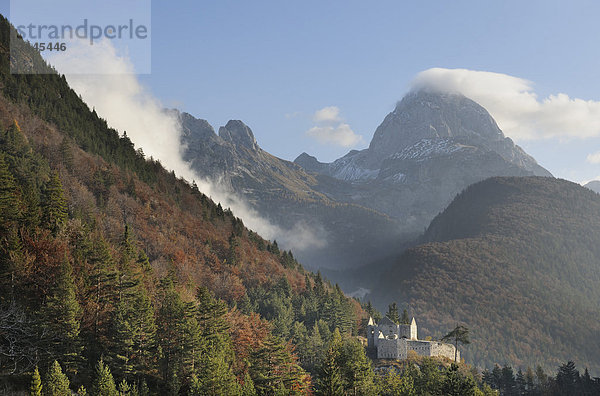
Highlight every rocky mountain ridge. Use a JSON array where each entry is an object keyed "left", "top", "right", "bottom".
[
  {"left": 180, "top": 90, "right": 551, "bottom": 270},
  {"left": 178, "top": 110, "right": 406, "bottom": 270}
]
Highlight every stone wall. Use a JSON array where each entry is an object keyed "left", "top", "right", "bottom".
[
  {"left": 377, "top": 338, "right": 407, "bottom": 359},
  {"left": 406, "top": 340, "right": 431, "bottom": 356},
  {"left": 429, "top": 341, "right": 458, "bottom": 361}
]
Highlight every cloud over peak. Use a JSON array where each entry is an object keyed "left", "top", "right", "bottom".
[{"left": 410, "top": 68, "right": 600, "bottom": 141}]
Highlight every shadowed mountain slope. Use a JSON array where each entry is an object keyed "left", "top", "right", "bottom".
[{"left": 370, "top": 177, "right": 600, "bottom": 374}]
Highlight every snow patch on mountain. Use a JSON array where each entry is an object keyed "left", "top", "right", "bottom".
[
  {"left": 392, "top": 138, "right": 473, "bottom": 161},
  {"left": 328, "top": 153, "right": 379, "bottom": 181}
]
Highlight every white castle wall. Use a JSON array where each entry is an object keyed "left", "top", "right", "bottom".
[
  {"left": 367, "top": 317, "right": 459, "bottom": 361},
  {"left": 430, "top": 341, "right": 458, "bottom": 361}
]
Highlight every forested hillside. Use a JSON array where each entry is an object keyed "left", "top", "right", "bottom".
[
  {"left": 0, "top": 15, "right": 368, "bottom": 394},
  {"left": 372, "top": 176, "right": 600, "bottom": 374},
  {"left": 3, "top": 13, "right": 597, "bottom": 396}
]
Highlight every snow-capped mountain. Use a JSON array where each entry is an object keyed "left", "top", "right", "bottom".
[
  {"left": 294, "top": 91, "right": 551, "bottom": 233},
  {"left": 179, "top": 90, "right": 551, "bottom": 270}
]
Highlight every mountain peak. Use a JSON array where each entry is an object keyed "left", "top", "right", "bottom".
[
  {"left": 294, "top": 152, "right": 317, "bottom": 163},
  {"left": 294, "top": 152, "right": 327, "bottom": 173},
  {"left": 178, "top": 111, "right": 217, "bottom": 138},
  {"left": 368, "top": 90, "right": 504, "bottom": 161},
  {"left": 219, "top": 120, "right": 259, "bottom": 150}
]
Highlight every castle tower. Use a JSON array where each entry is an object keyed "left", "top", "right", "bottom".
[
  {"left": 410, "top": 317, "right": 417, "bottom": 340},
  {"left": 367, "top": 316, "right": 375, "bottom": 348}
]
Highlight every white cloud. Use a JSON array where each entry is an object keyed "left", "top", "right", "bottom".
[
  {"left": 49, "top": 40, "right": 197, "bottom": 181},
  {"left": 51, "top": 39, "right": 326, "bottom": 252},
  {"left": 306, "top": 106, "right": 362, "bottom": 147},
  {"left": 313, "top": 106, "right": 341, "bottom": 123},
  {"left": 307, "top": 124, "right": 362, "bottom": 147},
  {"left": 586, "top": 151, "right": 600, "bottom": 164},
  {"left": 411, "top": 68, "right": 600, "bottom": 141}
]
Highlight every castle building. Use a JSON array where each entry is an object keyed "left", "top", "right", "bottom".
[{"left": 367, "top": 317, "right": 459, "bottom": 361}]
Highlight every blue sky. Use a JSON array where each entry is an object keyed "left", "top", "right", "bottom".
[{"left": 4, "top": 0, "right": 600, "bottom": 182}]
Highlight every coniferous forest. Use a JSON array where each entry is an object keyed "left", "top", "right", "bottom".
[{"left": 0, "top": 13, "right": 600, "bottom": 396}]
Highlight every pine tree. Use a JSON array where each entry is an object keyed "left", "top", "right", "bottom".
[
  {"left": 363, "top": 301, "right": 382, "bottom": 323},
  {"left": 441, "top": 364, "right": 478, "bottom": 396},
  {"left": 401, "top": 309, "right": 410, "bottom": 325},
  {"left": 117, "top": 379, "right": 132, "bottom": 395},
  {"left": 386, "top": 302, "right": 400, "bottom": 324},
  {"left": 316, "top": 329, "right": 344, "bottom": 396},
  {"left": 41, "top": 171, "right": 67, "bottom": 234},
  {"left": 0, "top": 154, "right": 21, "bottom": 233},
  {"left": 556, "top": 361, "right": 580, "bottom": 396},
  {"left": 91, "top": 359, "right": 118, "bottom": 396},
  {"left": 415, "top": 358, "right": 443, "bottom": 395},
  {"left": 109, "top": 226, "right": 148, "bottom": 379},
  {"left": 2, "top": 121, "right": 28, "bottom": 157},
  {"left": 195, "top": 352, "right": 240, "bottom": 396},
  {"left": 249, "top": 335, "right": 306, "bottom": 395},
  {"left": 59, "top": 137, "right": 74, "bottom": 171},
  {"left": 487, "top": 365, "right": 501, "bottom": 390},
  {"left": 0, "top": 154, "right": 23, "bottom": 303},
  {"left": 441, "top": 325, "right": 470, "bottom": 362},
  {"left": 30, "top": 366, "right": 42, "bottom": 396},
  {"left": 317, "top": 346, "right": 344, "bottom": 395},
  {"left": 21, "top": 183, "right": 41, "bottom": 229},
  {"left": 499, "top": 365, "right": 517, "bottom": 396},
  {"left": 324, "top": 285, "right": 354, "bottom": 335},
  {"left": 195, "top": 286, "right": 230, "bottom": 345},
  {"left": 110, "top": 300, "right": 135, "bottom": 377},
  {"left": 77, "top": 385, "right": 87, "bottom": 396},
  {"left": 44, "top": 360, "right": 71, "bottom": 396},
  {"left": 313, "top": 271, "right": 326, "bottom": 298},
  {"left": 40, "top": 257, "right": 82, "bottom": 374},
  {"left": 178, "top": 309, "right": 203, "bottom": 377},
  {"left": 338, "top": 337, "right": 376, "bottom": 395},
  {"left": 129, "top": 285, "right": 156, "bottom": 376},
  {"left": 116, "top": 225, "right": 141, "bottom": 304},
  {"left": 304, "top": 322, "right": 325, "bottom": 371},
  {"left": 269, "top": 240, "right": 280, "bottom": 255},
  {"left": 240, "top": 372, "right": 257, "bottom": 396},
  {"left": 376, "top": 369, "right": 415, "bottom": 396},
  {"left": 86, "top": 237, "right": 118, "bottom": 360},
  {"left": 156, "top": 280, "right": 187, "bottom": 382},
  {"left": 192, "top": 286, "right": 240, "bottom": 394}
]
